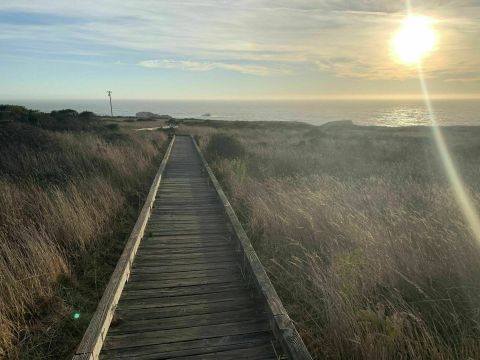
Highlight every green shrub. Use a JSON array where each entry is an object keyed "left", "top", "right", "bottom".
[
  {"left": 50, "top": 109, "right": 79, "bottom": 120},
  {"left": 205, "top": 133, "right": 245, "bottom": 160},
  {"left": 0, "top": 104, "right": 105, "bottom": 132},
  {"left": 104, "top": 123, "right": 119, "bottom": 131},
  {"left": 78, "top": 111, "right": 97, "bottom": 121}
]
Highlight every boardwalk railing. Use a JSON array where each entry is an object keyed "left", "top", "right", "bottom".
[
  {"left": 73, "top": 136, "right": 175, "bottom": 360},
  {"left": 191, "top": 136, "right": 312, "bottom": 360}
]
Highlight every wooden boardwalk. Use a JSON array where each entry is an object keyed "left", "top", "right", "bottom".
[{"left": 74, "top": 136, "right": 311, "bottom": 360}]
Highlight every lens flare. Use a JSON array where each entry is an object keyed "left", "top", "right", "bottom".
[
  {"left": 417, "top": 67, "right": 480, "bottom": 243},
  {"left": 394, "top": 16, "right": 436, "bottom": 64},
  {"left": 395, "top": 0, "right": 480, "bottom": 243}
]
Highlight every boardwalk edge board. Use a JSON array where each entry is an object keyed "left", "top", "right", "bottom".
[
  {"left": 72, "top": 136, "right": 176, "bottom": 360},
  {"left": 191, "top": 135, "right": 312, "bottom": 360}
]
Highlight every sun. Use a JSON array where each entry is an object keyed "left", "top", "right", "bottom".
[{"left": 394, "top": 16, "right": 437, "bottom": 65}]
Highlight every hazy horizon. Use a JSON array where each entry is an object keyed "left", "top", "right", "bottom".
[
  {"left": 4, "top": 94, "right": 480, "bottom": 102},
  {"left": 8, "top": 97, "right": 480, "bottom": 127}
]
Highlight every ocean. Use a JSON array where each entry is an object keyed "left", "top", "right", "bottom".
[{"left": 6, "top": 99, "right": 480, "bottom": 127}]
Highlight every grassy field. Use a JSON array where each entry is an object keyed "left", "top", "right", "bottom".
[
  {"left": 182, "top": 119, "right": 480, "bottom": 359},
  {"left": 2, "top": 108, "right": 480, "bottom": 359},
  {"left": 0, "top": 106, "right": 167, "bottom": 358}
]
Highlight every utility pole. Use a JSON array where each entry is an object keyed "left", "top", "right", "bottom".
[{"left": 107, "top": 90, "right": 113, "bottom": 117}]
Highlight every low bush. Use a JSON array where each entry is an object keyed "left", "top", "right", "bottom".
[{"left": 205, "top": 133, "right": 245, "bottom": 160}]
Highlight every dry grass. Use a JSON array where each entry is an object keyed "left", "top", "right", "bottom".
[
  {"left": 190, "top": 122, "right": 480, "bottom": 359},
  {"left": 107, "top": 118, "right": 167, "bottom": 129},
  {"left": 0, "top": 119, "right": 167, "bottom": 358}
]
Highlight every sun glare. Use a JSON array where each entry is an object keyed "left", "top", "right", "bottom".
[{"left": 394, "top": 16, "right": 436, "bottom": 64}]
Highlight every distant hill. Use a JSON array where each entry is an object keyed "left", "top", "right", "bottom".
[
  {"left": 136, "top": 111, "right": 173, "bottom": 120},
  {"left": 0, "top": 105, "right": 100, "bottom": 131}
]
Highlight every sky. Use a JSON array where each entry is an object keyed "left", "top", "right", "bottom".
[{"left": 1, "top": 0, "right": 479, "bottom": 100}]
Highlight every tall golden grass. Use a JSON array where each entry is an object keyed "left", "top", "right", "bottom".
[
  {"left": 0, "top": 123, "right": 166, "bottom": 357},
  {"left": 195, "top": 123, "right": 480, "bottom": 359}
]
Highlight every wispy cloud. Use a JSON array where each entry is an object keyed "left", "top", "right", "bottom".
[
  {"left": 445, "top": 77, "right": 480, "bottom": 83},
  {"left": 1, "top": 0, "right": 479, "bottom": 82},
  {"left": 138, "top": 59, "right": 271, "bottom": 76}
]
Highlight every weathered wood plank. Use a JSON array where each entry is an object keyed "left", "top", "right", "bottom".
[
  {"left": 116, "top": 297, "right": 261, "bottom": 321},
  {"left": 123, "top": 274, "right": 242, "bottom": 291},
  {"left": 108, "top": 308, "right": 267, "bottom": 335},
  {"left": 128, "top": 267, "right": 240, "bottom": 281},
  {"left": 101, "top": 333, "right": 274, "bottom": 359},
  {"left": 142, "top": 234, "right": 231, "bottom": 243},
  {"left": 131, "top": 251, "right": 237, "bottom": 263},
  {"left": 146, "top": 230, "right": 229, "bottom": 236},
  {"left": 161, "top": 344, "right": 278, "bottom": 360},
  {"left": 103, "top": 320, "right": 272, "bottom": 350},
  {"left": 120, "top": 283, "right": 248, "bottom": 301},
  {"left": 138, "top": 243, "right": 233, "bottom": 251},
  {"left": 133, "top": 256, "right": 239, "bottom": 267},
  {"left": 117, "top": 291, "right": 258, "bottom": 310},
  {"left": 131, "top": 261, "right": 238, "bottom": 273},
  {"left": 146, "top": 226, "right": 230, "bottom": 233}
]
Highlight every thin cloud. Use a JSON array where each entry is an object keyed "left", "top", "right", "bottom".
[
  {"left": 138, "top": 59, "right": 271, "bottom": 76},
  {"left": 445, "top": 77, "right": 480, "bottom": 83},
  {"left": 1, "top": 0, "right": 479, "bottom": 81}
]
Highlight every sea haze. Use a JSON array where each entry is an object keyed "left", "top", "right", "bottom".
[{"left": 6, "top": 99, "right": 480, "bottom": 127}]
